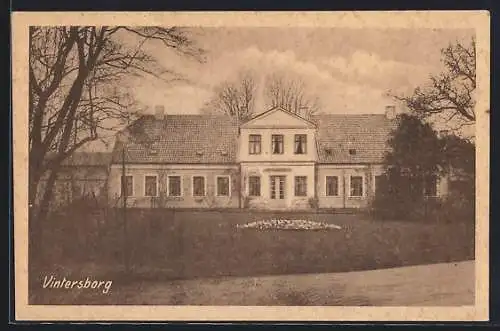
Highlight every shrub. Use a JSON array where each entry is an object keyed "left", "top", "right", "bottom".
[
  {"left": 370, "top": 170, "right": 419, "bottom": 220},
  {"left": 371, "top": 173, "right": 475, "bottom": 223},
  {"left": 432, "top": 191, "right": 475, "bottom": 223}
]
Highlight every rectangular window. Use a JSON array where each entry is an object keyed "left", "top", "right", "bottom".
[
  {"left": 121, "top": 175, "right": 133, "bottom": 197},
  {"left": 217, "top": 176, "right": 230, "bottom": 196},
  {"left": 294, "top": 176, "right": 307, "bottom": 196},
  {"left": 326, "top": 176, "right": 339, "bottom": 196},
  {"left": 249, "top": 134, "right": 261, "bottom": 154},
  {"left": 294, "top": 134, "right": 307, "bottom": 154},
  {"left": 193, "top": 176, "right": 206, "bottom": 196},
  {"left": 350, "top": 176, "right": 363, "bottom": 197},
  {"left": 271, "top": 134, "right": 284, "bottom": 154},
  {"left": 424, "top": 176, "right": 438, "bottom": 197},
  {"left": 144, "top": 175, "right": 158, "bottom": 197},
  {"left": 270, "top": 175, "right": 286, "bottom": 199},
  {"left": 248, "top": 176, "right": 261, "bottom": 196},
  {"left": 168, "top": 176, "right": 182, "bottom": 197}
]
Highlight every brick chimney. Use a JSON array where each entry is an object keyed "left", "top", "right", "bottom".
[
  {"left": 385, "top": 105, "right": 397, "bottom": 120},
  {"left": 154, "top": 105, "right": 165, "bottom": 120}
]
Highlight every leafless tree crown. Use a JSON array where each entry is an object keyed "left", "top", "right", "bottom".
[
  {"left": 264, "top": 72, "right": 321, "bottom": 118},
  {"left": 202, "top": 70, "right": 256, "bottom": 122},
  {"left": 395, "top": 38, "right": 476, "bottom": 129},
  {"left": 29, "top": 26, "right": 203, "bottom": 226},
  {"left": 203, "top": 70, "right": 321, "bottom": 121}
]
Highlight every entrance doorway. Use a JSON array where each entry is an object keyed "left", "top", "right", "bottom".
[{"left": 270, "top": 175, "right": 286, "bottom": 200}]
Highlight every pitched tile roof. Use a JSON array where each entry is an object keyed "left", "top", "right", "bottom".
[
  {"left": 60, "top": 152, "right": 112, "bottom": 167},
  {"left": 312, "top": 114, "right": 397, "bottom": 164},
  {"left": 111, "top": 115, "right": 239, "bottom": 164},
  {"left": 111, "top": 113, "right": 397, "bottom": 164}
]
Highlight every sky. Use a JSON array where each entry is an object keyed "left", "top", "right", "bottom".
[
  {"left": 129, "top": 27, "right": 474, "bottom": 116},
  {"left": 87, "top": 27, "right": 475, "bottom": 151}
]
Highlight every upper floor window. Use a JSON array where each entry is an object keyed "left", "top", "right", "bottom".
[
  {"left": 249, "top": 134, "right": 261, "bottom": 155},
  {"left": 271, "top": 134, "right": 284, "bottom": 154},
  {"left": 294, "top": 134, "right": 307, "bottom": 154}
]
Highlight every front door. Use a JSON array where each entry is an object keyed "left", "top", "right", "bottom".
[{"left": 270, "top": 175, "right": 286, "bottom": 203}]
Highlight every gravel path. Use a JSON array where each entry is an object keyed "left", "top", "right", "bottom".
[{"left": 70, "top": 260, "right": 474, "bottom": 306}]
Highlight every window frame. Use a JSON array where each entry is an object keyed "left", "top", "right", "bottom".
[
  {"left": 270, "top": 175, "right": 286, "bottom": 200},
  {"left": 167, "top": 175, "right": 183, "bottom": 197},
  {"left": 216, "top": 175, "right": 231, "bottom": 197},
  {"left": 192, "top": 175, "right": 207, "bottom": 197},
  {"left": 248, "top": 134, "right": 262, "bottom": 155},
  {"left": 143, "top": 174, "right": 159, "bottom": 197},
  {"left": 294, "top": 176, "right": 308, "bottom": 197},
  {"left": 294, "top": 134, "right": 307, "bottom": 154},
  {"left": 271, "top": 134, "right": 285, "bottom": 154},
  {"left": 248, "top": 176, "right": 261, "bottom": 197},
  {"left": 349, "top": 175, "right": 365, "bottom": 198},
  {"left": 120, "top": 175, "right": 134, "bottom": 197},
  {"left": 325, "top": 175, "right": 339, "bottom": 197},
  {"left": 423, "top": 176, "right": 438, "bottom": 197}
]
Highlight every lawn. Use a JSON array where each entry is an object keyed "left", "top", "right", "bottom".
[{"left": 32, "top": 208, "right": 475, "bottom": 300}]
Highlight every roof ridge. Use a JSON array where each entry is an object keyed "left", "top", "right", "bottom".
[{"left": 312, "top": 113, "right": 387, "bottom": 117}]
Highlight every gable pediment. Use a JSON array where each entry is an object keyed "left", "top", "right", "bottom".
[{"left": 241, "top": 107, "right": 317, "bottom": 129}]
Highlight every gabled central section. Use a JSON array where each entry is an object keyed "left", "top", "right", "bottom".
[
  {"left": 238, "top": 107, "right": 318, "bottom": 210},
  {"left": 238, "top": 107, "right": 318, "bottom": 163},
  {"left": 240, "top": 107, "right": 317, "bottom": 129}
]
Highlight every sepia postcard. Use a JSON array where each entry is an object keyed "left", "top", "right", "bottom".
[{"left": 12, "top": 11, "right": 490, "bottom": 322}]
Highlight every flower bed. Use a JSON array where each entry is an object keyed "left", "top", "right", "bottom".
[{"left": 236, "top": 219, "right": 342, "bottom": 231}]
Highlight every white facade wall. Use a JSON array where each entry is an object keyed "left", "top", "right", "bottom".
[
  {"left": 108, "top": 164, "right": 240, "bottom": 208},
  {"left": 237, "top": 128, "right": 318, "bottom": 163},
  {"left": 240, "top": 162, "right": 315, "bottom": 210},
  {"left": 316, "top": 164, "right": 385, "bottom": 209}
]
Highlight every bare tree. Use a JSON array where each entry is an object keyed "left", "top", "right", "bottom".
[
  {"left": 264, "top": 72, "right": 321, "bottom": 118},
  {"left": 202, "top": 70, "right": 256, "bottom": 122},
  {"left": 204, "top": 70, "right": 321, "bottom": 121},
  {"left": 29, "top": 26, "right": 204, "bottom": 250},
  {"left": 394, "top": 38, "right": 476, "bottom": 130}
]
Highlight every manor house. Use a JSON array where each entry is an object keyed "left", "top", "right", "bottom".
[{"left": 108, "top": 106, "right": 446, "bottom": 210}]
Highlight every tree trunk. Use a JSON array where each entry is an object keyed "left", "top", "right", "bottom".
[
  {"left": 37, "top": 169, "right": 59, "bottom": 230},
  {"left": 28, "top": 162, "right": 47, "bottom": 302},
  {"left": 28, "top": 163, "right": 44, "bottom": 262}
]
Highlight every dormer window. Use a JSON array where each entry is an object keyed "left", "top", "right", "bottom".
[
  {"left": 349, "top": 149, "right": 356, "bottom": 155},
  {"left": 294, "top": 134, "right": 307, "bottom": 154},
  {"left": 271, "top": 134, "right": 284, "bottom": 154}
]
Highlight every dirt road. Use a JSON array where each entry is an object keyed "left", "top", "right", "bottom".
[{"left": 63, "top": 260, "right": 474, "bottom": 306}]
